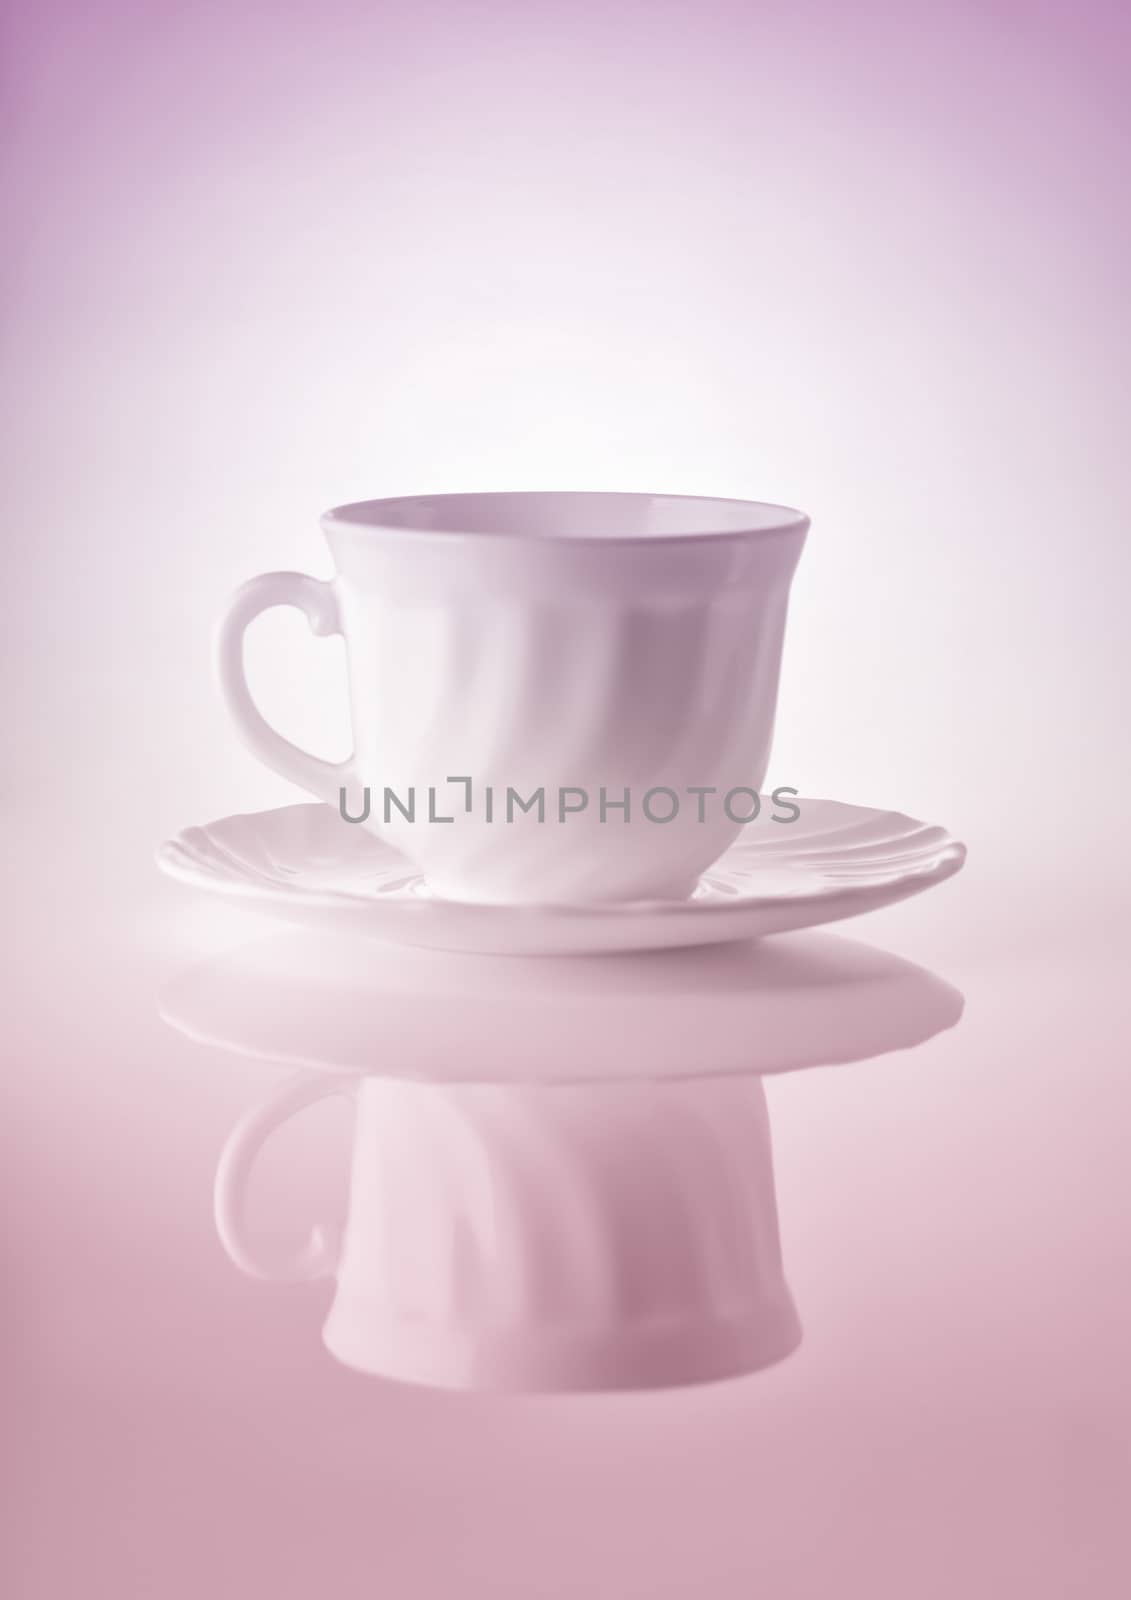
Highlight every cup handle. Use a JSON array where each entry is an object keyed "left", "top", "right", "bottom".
[
  {"left": 214, "top": 1073, "right": 358, "bottom": 1282},
  {"left": 216, "top": 571, "right": 354, "bottom": 805}
]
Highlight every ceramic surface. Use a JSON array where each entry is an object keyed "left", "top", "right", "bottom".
[
  {"left": 157, "top": 797, "right": 966, "bottom": 956},
  {"left": 215, "top": 491, "right": 808, "bottom": 903}
]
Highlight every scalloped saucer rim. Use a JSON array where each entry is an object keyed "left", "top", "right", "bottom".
[{"left": 156, "top": 799, "right": 965, "bottom": 955}]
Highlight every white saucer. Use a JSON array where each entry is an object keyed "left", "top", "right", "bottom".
[{"left": 157, "top": 799, "right": 964, "bottom": 956}]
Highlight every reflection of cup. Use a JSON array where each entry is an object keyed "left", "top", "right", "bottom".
[
  {"left": 214, "top": 1073, "right": 801, "bottom": 1392},
  {"left": 216, "top": 491, "right": 808, "bottom": 904}
]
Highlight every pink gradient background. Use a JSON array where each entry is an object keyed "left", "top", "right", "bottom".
[{"left": 4, "top": 1, "right": 1131, "bottom": 1596}]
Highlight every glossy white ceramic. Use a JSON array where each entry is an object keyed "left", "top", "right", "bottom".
[
  {"left": 157, "top": 797, "right": 966, "bottom": 956},
  {"left": 216, "top": 492, "right": 808, "bottom": 904}
]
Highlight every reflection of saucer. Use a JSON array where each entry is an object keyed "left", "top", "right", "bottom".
[
  {"left": 161, "top": 928, "right": 965, "bottom": 1085},
  {"left": 157, "top": 799, "right": 965, "bottom": 955}
]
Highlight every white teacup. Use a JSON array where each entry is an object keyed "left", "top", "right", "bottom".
[
  {"left": 217, "top": 491, "right": 808, "bottom": 904},
  {"left": 214, "top": 1073, "right": 801, "bottom": 1392}
]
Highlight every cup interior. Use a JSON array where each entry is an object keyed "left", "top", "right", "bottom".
[{"left": 323, "top": 491, "right": 808, "bottom": 543}]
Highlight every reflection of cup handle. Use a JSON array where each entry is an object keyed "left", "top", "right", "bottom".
[
  {"left": 214, "top": 1073, "right": 358, "bottom": 1282},
  {"left": 216, "top": 571, "right": 354, "bottom": 805}
]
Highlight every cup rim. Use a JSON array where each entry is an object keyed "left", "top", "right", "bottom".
[{"left": 321, "top": 490, "right": 810, "bottom": 546}]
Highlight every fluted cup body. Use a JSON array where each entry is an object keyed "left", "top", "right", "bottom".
[{"left": 323, "top": 492, "right": 808, "bottom": 904}]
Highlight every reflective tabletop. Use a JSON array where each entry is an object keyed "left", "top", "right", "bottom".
[{"left": 7, "top": 851, "right": 1129, "bottom": 1599}]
